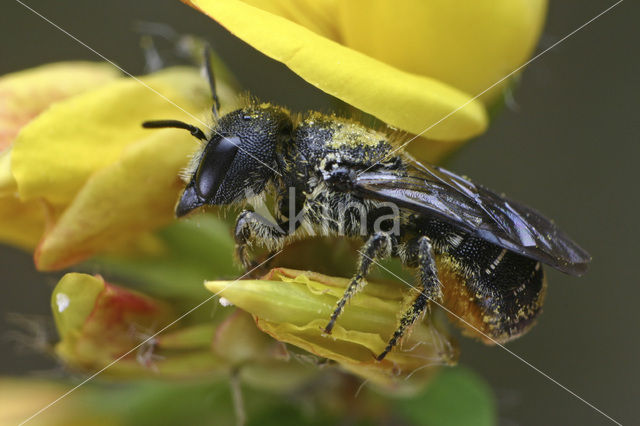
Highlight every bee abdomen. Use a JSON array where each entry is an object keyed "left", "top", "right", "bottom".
[{"left": 437, "top": 236, "right": 546, "bottom": 344}]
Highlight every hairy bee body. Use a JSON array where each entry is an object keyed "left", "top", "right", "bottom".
[
  {"left": 267, "top": 109, "right": 546, "bottom": 343},
  {"left": 143, "top": 51, "right": 588, "bottom": 359}
]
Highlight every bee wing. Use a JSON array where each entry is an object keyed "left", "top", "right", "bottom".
[{"left": 352, "top": 158, "right": 591, "bottom": 276}]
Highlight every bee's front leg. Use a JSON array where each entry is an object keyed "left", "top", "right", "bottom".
[{"left": 234, "top": 210, "right": 289, "bottom": 271}]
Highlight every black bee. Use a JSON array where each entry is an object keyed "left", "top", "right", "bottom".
[{"left": 143, "top": 48, "right": 590, "bottom": 360}]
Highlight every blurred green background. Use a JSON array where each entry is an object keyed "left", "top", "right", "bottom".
[{"left": 1, "top": 0, "right": 637, "bottom": 424}]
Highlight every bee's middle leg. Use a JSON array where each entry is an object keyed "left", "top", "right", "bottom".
[
  {"left": 234, "top": 210, "right": 288, "bottom": 270},
  {"left": 324, "top": 232, "right": 394, "bottom": 334},
  {"left": 377, "top": 236, "right": 443, "bottom": 360}
]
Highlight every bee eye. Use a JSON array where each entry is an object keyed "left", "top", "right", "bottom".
[{"left": 195, "top": 136, "right": 240, "bottom": 199}]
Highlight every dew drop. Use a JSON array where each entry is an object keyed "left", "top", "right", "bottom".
[
  {"left": 56, "top": 293, "right": 70, "bottom": 313},
  {"left": 219, "top": 297, "right": 234, "bottom": 307}
]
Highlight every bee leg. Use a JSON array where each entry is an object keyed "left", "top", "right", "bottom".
[
  {"left": 134, "top": 24, "right": 220, "bottom": 115},
  {"left": 377, "top": 236, "right": 442, "bottom": 360},
  {"left": 324, "top": 232, "right": 394, "bottom": 334},
  {"left": 202, "top": 45, "right": 221, "bottom": 118},
  {"left": 234, "top": 210, "right": 287, "bottom": 271},
  {"left": 139, "top": 34, "right": 165, "bottom": 73},
  {"left": 134, "top": 23, "right": 182, "bottom": 72}
]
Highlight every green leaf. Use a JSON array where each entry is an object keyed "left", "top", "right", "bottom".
[
  {"left": 80, "top": 378, "right": 346, "bottom": 426},
  {"left": 80, "top": 380, "right": 234, "bottom": 426},
  {"left": 395, "top": 366, "right": 496, "bottom": 426},
  {"left": 84, "top": 214, "right": 241, "bottom": 304}
]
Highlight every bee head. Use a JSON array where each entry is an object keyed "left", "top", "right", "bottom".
[{"left": 174, "top": 104, "right": 292, "bottom": 216}]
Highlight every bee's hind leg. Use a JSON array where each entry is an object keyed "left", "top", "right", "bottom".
[
  {"left": 377, "top": 236, "right": 442, "bottom": 361},
  {"left": 324, "top": 232, "right": 395, "bottom": 334}
]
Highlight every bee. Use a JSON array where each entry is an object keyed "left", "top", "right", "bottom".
[{"left": 143, "top": 48, "right": 591, "bottom": 360}]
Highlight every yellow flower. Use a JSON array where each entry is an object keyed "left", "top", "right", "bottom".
[
  {"left": 0, "top": 62, "right": 120, "bottom": 249},
  {"left": 182, "top": 0, "right": 547, "bottom": 159},
  {"left": 0, "top": 60, "right": 236, "bottom": 270},
  {"left": 206, "top": 268, "right": 458, "bottom": 391}
]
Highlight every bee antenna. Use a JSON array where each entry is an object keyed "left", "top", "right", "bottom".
[
  {"left": 203, "top": 45, "right": 221, "bottom": 119},
  {"left": 142, "top": 120, "right": 207, "bottom": 141}
]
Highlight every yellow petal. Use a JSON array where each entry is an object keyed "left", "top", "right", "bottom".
[
  {"left": 337, "top": 0, "right": 548, "bottom": 103},
  {"left": 0, "top": 148, "right": 57, "bottom": 249},
  {"left": 0, "top": 195, "right": 49, "bottom": 250},
  {"left": 0, "top": 62, "right": 120, "bottom": 151},
  {"left": 242, "top": 0, "right": 339, "bottom": 39},
  {"left": 0, "top": 148, "right": 16, "bottom": 195},
  {"left": 0, "top": 62, "right": 120, "bottom": 246},
  {"left": 183, "top": 0, "right": 487, "bottom": 141},
  {"left": 34, "top": 130, "right": 199, "bottom": 270},
  {"left": 11, "top": 67, "right": 213, "bottom": 205}
]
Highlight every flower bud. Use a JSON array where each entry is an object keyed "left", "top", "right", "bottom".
[
  {"left": 52, "top": 273, "right": 225, "bottom": 378},
  {"left": 206, "top": 268, "right": 458, "bottom": 391}
]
